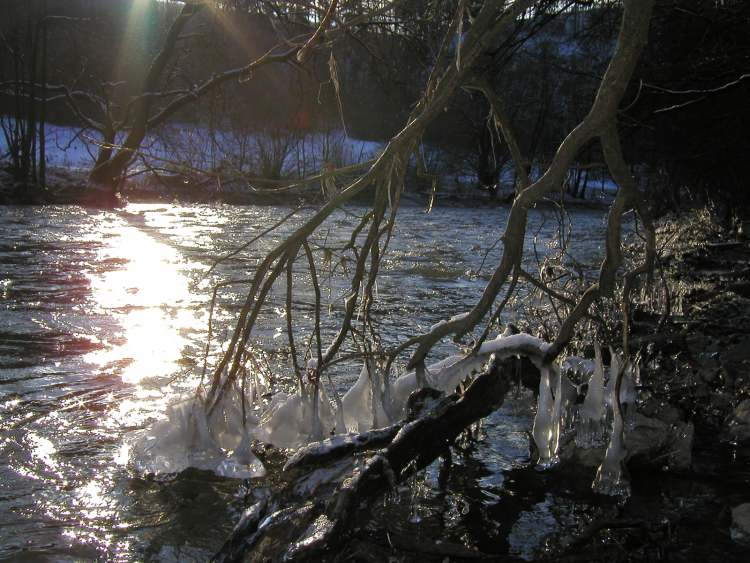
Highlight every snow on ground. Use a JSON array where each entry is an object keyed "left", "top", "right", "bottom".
[
  {"left": 0, "top": 118, "right": 383, "bottom": 178},
  {"left": 1, "top": 118, "right": 618, "bottom": 205},
  {"left": 0, "top": 120, "right": 101, "bottom": 170}
]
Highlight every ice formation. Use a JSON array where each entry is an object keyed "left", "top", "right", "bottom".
[
  {"left": 256, "top": 388, "right": 337, "bottom": 448},
  {"left": 575, "top": 342, "right": 607, "bottom": 448},
  {"left": 132, "top": 332, "right": 645, "bottom": 483},
  {"left": 340, "top": 360, "right": 389, "bottom": 433},
  {"left": 532, "top": 366, "right": 556, "bottom": 464},
  {"left": 561, "top": 355, "right": 595, "bottom": 378},
  {"left": 390, "top": 333, "right": 550, "bottom": 417},
  {"left": 604, "top": 348, "right": 637, "bottom": 429},
  {"left": 592, "top": 365, "right": 631, "bottom": 497},
  {"left": 530, "top": 362, "right": 577, "bottom": 466},
  {"left": 128, "top": 333, "right": 552, "bottom": 478},
  {"left": 551, "top": 369, "right": 578, "bottom": 452},
  {"left": 130, "top": 398, "right": 265, "bottom": 479},
  {"left": 619, "top": 361, "right": 638, "bottom": 430},
  {"left": 389, "top": 353, "right": 467, "bottom": 417}
]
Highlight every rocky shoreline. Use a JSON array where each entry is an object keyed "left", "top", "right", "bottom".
[{"left": 636, "top": 210, "right": 750, "bottom": 443}]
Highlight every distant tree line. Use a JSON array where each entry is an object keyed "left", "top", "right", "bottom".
[{"left": 1, "top": 0, "right": 748, "bottom": 211}]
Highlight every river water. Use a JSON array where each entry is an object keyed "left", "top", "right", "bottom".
[{"left": 0, "top": 202, "right": 740, "bottom": 562}]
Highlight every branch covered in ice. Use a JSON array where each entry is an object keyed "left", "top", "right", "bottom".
[
  {"left": 391, "top": 333, "right": 549, "bottom": 417},
  {"left": 214, "top": 354, "right": 517, "bottom": 561},
  {"left": 129, "top": 398, "right": 265, "bottom": 480},
  {"left": 129, "top": 333, "right": 550, "bottom": 479},
  {"left": 283, "top": 425, "right": 402, "bottom": 475}
]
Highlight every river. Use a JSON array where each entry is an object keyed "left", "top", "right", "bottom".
[{"left": 2, "top": 202, "right": 739, "bottom": 562}]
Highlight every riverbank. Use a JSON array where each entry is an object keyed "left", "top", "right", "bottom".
[
  {"left": 550, "top": 209, "right": 750, "bottom": 562},
  {"left": 631, "top": 209, "right": 750, "bottom": 440},
  {"left": 654, "top": 211, "right": 750, "bottom": 444},
  {"left": 0, "top": 165, "right": 612, "bottom": 209}
]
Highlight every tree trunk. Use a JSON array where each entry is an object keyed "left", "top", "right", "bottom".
[{"left": 86, "top": 1, "right": 204, "bottom": 197}]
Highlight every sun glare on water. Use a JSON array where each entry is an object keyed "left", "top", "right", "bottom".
[{"left": 84, "top": 209, "right": 203, "bottom": 386}]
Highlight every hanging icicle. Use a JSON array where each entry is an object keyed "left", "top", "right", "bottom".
[
  {"left": 605, "top": 348, "right": 638, "bottom": 430},
  {"left": 576, "top": 341, "right": 607, "bottom": 448},
  {"left": 592, "top": 359, "right": 631, "bottom": 498},
  {"left": 532, "top": 366, "right": 556, "bottom": 465}
]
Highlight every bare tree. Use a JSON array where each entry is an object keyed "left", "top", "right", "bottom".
[
  {"left": 191, "top": 1, "right": 658, "bottom": 558},
  {"left": 0, "top": 0, "right": 49, "bottom": 188},
  {"left": 2, "top": 0, "right": 395, "bottom": 203},
  {"left": 203, "top": 0, "right": 654, "bottom": 408}
]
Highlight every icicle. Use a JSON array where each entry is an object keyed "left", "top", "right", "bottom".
[
  {"left": 258, "top": 393, "right": 308, "bottom": 448},
  {"left": 188, "top": 402, "right": 225, "bottom": 471},
  {"left": 341, "top": 362, "right": 374, "bottom": 433},
  {"left": 340, "top": 359, "right": 390, "bottom": 433},
  {"left": 368, "top": 363, "right": 389, "bottom": 429},
  {"left": 334, "top": 398, "right": 346, "bottom": 435},
  {"left": 210, "top": 381, "right": 258, "bottom": 451},
  {"left": 532, "top": 366, "right": 556, "bottom": 465},
  {"left": 592, "top": 363, "right": 631, "bottom": 498},
  {"left": 256, "top": 386, "right": 336, "bottom": 448},
  {"left": 316, "top": 386, "right": 337, "bottom": 435},
  {"left": 619, "top": 363, "right": 637, "bottom": 430},
  {"left": 325, "top": 374, "right": 347, "bottom": 435},
  {"left": 576, "top": 342, "right": 607, "bottom": 448},
  {"left": 307, "top": 384, "right": 325, "bottom": 442},
  {"left": 550, "top": 366, "right": 563, "bottom": 457},
  {"left": 605, "top": 348, "right": 637, "bottom": 431},
  {"left": 544, "top": 365, "right": 577, "bottom": 462},
  {"left": 603, "top": 347, "right": 619, "bottom": 432},
  {"left": 382, "top": 369, "right": 395, "bottom": 423}
]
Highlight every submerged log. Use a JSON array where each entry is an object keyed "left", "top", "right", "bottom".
[{"left": 213, "top": 353, "right": 521, "bottom": 562}]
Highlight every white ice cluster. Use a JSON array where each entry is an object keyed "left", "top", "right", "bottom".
[
  {"left": 340, "top": 360, "right": 389, "bottom": 433},
  {"left": 531, "top": 365, "right": 577, "bottom": 466},
  {"left": 605, "top": 348, "right": 638, "bottom": 430},
  {"left": 130, "top": 333, "right": 548, "bottom": 479},
  {"left": 575, "top": 342, "right": 607, "bottom": 449},
  {"left": 129, "top": 332, "right": 637, "bottom": 495},
  {"left": 130, "top": 394, "right": 266, "bottom": 479},
  {"left": 527, "top": 341, "right": 639, "bottom": 498}
]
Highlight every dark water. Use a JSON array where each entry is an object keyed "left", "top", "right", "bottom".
[{"left": 0, "top": 203, "right": 744, "bottom": 561}]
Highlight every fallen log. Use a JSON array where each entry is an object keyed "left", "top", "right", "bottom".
[{"left": 213, "top": 353, "right": 522, "bottom": 562}]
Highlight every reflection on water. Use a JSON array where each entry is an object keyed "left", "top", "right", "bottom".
[
  {"left": 0, "top": 202, "right": 614, "bottom": 560},
  {"left": 84, "top": 215, "right": 202, "bottom": 385},
  {"left": 0, "top": 204, "right": 245, "bottom": 560}
]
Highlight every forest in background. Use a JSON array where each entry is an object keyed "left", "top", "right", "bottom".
[{"left": 1, "top": 0, "right": 748, "bottom": 209}]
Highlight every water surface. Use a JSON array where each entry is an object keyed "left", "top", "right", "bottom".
[{"left": 0, "top": 202, "right": 614, "bottom": 560}]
